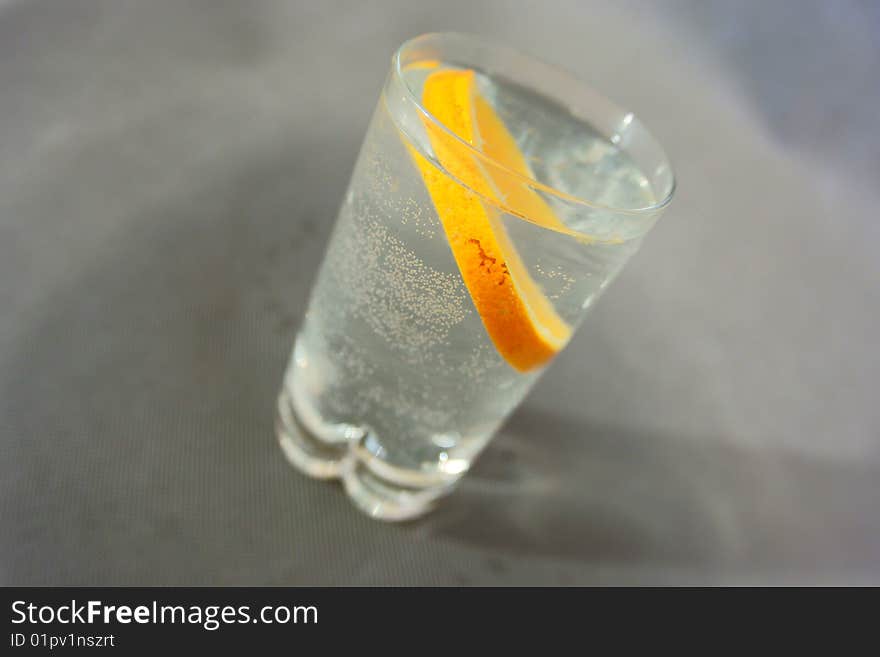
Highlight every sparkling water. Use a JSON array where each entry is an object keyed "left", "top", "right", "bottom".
[{"left": 279, "top": 63, "right": 659, "bottom": 516}]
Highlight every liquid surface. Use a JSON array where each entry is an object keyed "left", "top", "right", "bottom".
[{"left": 406, "top": 65, "right": 657, "bottom": 229}]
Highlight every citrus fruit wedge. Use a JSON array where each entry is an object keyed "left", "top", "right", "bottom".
[{"left": 408, "top": 68, "right": 572, "bottom": 372}]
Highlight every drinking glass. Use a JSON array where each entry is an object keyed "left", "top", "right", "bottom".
[{"left": 276, "top": 33, "right": 675, "bottom": 520}]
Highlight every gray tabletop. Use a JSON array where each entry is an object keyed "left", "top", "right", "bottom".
[{"left": 2, "top": 0, "right": 878, "bottom": 585}]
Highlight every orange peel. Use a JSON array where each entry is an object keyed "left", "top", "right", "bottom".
[{"left": 408, "top": 68, "right": 572, "bottom": 372}]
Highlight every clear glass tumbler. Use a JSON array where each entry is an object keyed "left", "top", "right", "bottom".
[{"left": 276, "top": 33, "right": 675, "bottom": 520}]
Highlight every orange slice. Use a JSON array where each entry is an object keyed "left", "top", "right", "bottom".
[{"left": 408, "top": 68, "right": 572, "bottom": 372}]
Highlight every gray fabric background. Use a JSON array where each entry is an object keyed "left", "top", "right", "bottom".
[{"left": 1, "top": 0, "right": 878, "bottom": 585}]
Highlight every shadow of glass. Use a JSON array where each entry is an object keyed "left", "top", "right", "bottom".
[{"left": 412, "top": 405, "right": 880, "bottom": 573}]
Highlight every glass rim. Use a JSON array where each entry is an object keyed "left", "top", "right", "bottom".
[{"left": 393, "top": 32, "right": 676, "bottom": 217}]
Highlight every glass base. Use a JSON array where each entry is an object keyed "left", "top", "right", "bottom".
[
  {"left": 276, "top": 388, "right": 350, "bottom": 479},
  {"left": 276, "top": 386, "right": 457, "bottom": 521},
  {"left": 341, "top": 458, "right": 455, "bottom": 522}
]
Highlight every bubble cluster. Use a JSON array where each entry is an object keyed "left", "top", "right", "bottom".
[
  {"left": 535, "top": 263, "right": 577, "bottom": 301},
  {"left": 328, "top": 211, "right": 468, "bottom": 357}
]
